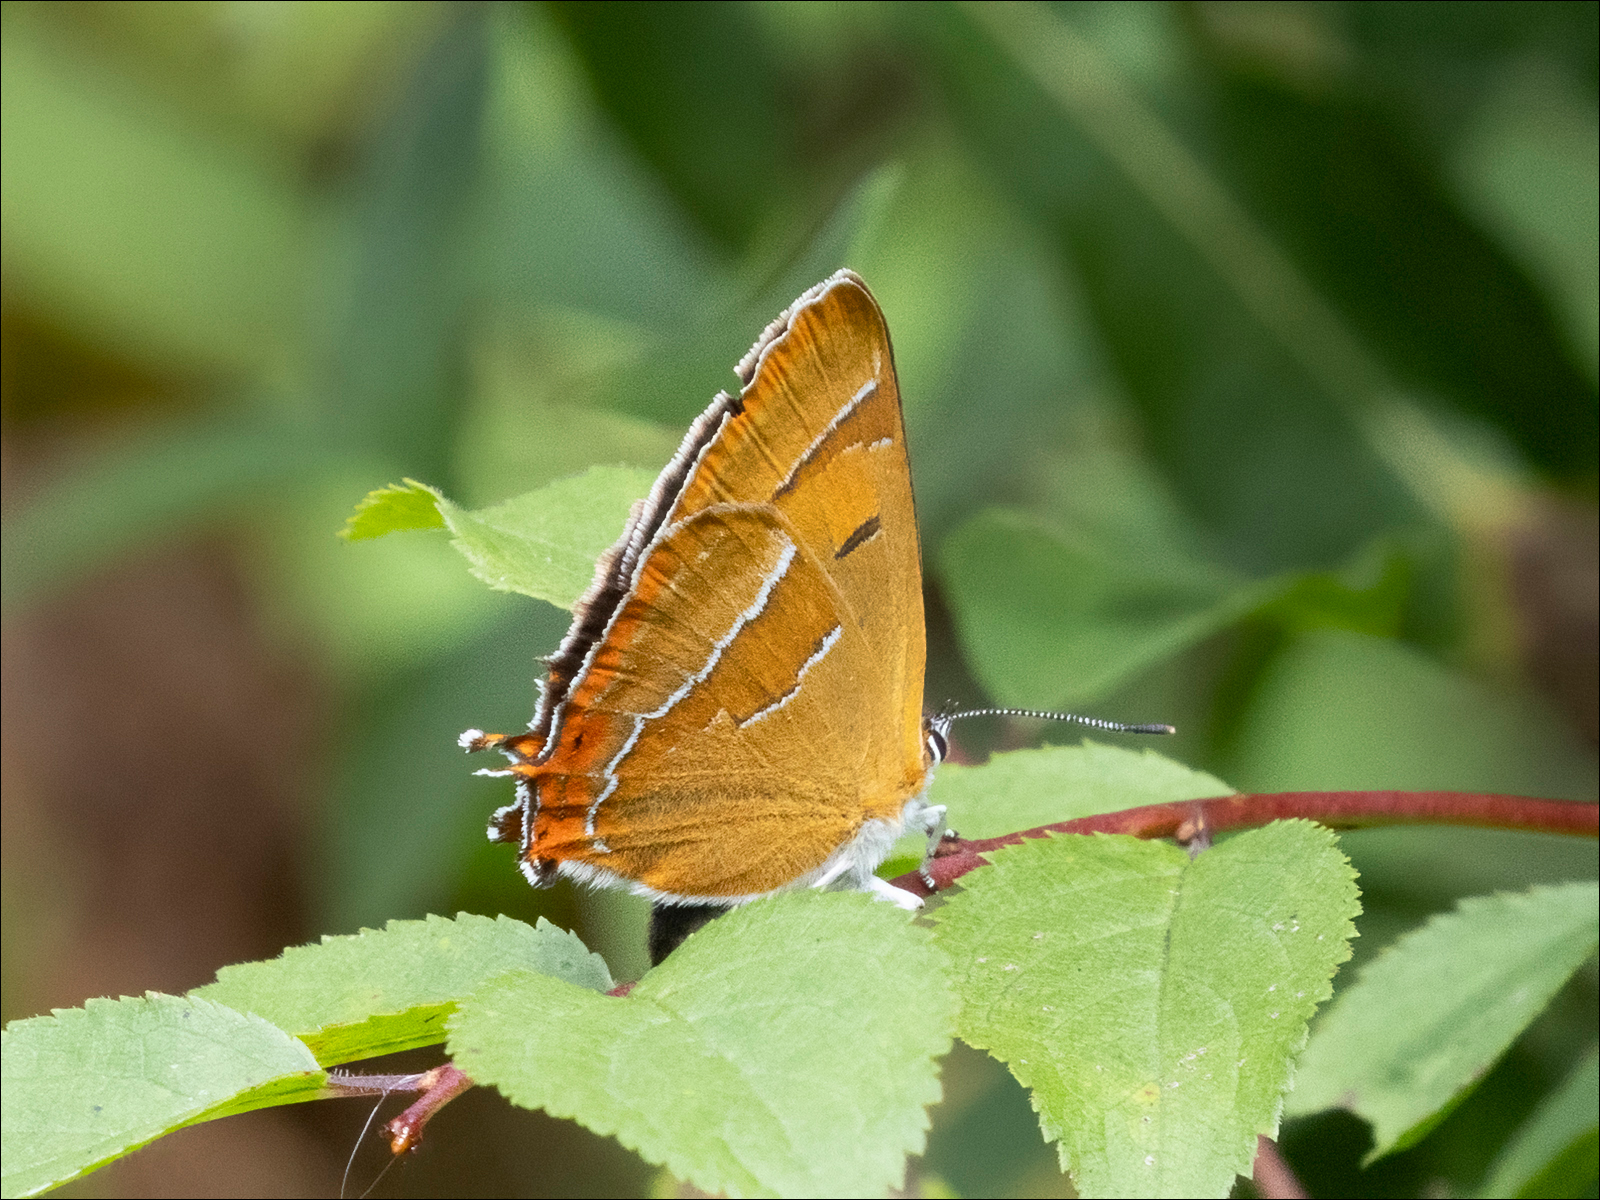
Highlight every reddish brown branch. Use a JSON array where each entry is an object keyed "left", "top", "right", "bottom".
[
  {"left": 382, "top": 1064, "right": 474, "bottom": 1153},
  {"left": 892, "top": 790, "right": 1597, "bottom": 897},
  {"left": 1253, "top": 1135, "right": 1309, "bottom": 1199},
  {"left": 325, "top": 1063, "right": 474, "bottom": 1153}
]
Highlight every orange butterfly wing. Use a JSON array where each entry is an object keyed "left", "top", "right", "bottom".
[{"left": 479, "top": 271, "right": 930, "bottom": 901}]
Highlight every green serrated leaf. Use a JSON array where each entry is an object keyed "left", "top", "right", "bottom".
[
  {"left": 931, "top": 821, "right": 1360, "bottom": 1199},
  {"left": 1478, "top": 1044, "right": 1598, "bottom": 1199},
  {"left": 450, "top": 892, "right": 956, "bottom": 1199},
  {"left": 340, "top": 479, "right": 447, "bottom": 541},
  {"left": 1, "top": 994, "right": 323, "bottom": 1199},
  {"left": 1286, "top": 881, "right": 1600, "bottom": 1161},
  {"left": 439, "top": 465, "right": 656, "bottom": 609},
  {"left": 932, "top": 742, "right": 1234, "bottom": 840},
  {"left": 193, "top": 913, "right": 611, "bottom": 1065},
  {"left": 339, "top": 465, "right": 657, "bottom": 609}
]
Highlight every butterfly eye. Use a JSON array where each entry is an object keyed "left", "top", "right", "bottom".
[{"left": 925, "top": 727, "right": 948, "bottom": 764}]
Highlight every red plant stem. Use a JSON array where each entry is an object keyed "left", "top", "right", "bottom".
[
  {"left": 892, "top": 790, "right": 1597, "bottom": 897},
  {"left": 1253, "top": 1135, "right": 1309, "bottom": 1199},
  {"left": 382, "top": 1065, "right": 474, "bottom": 1154},
  {"left": 324, "top": 1064, "right": 474, "bottom": 1153}
]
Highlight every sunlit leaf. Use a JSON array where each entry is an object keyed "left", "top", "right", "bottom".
[
  {"left": 931, "top": 821, "right": 1360, "bottom": 1198},
  {"left": 450, "top": 893, "right": 955, "bottom": 1199},
  {"left": 194, "top": 913, "right": 610, "bottom": 1065},
  {"left": 341, "top": 479, "right": 449, "bottom": 541},
  {"left": 1, "top": 995, "right": 322, "bottom": 1199},
  {"left": 437, "top": 466, "right": 656, "bottom": 609},
  {"left": 337, "top": 466, "right": 657, "bottom": 611}
]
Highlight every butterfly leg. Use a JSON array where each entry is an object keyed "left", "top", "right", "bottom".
[
  {"left": 864, "top": 873, "right": 925, "bottom": 910},
  {"left": 811, "top": 839, "right": 926, "bottom": 909},
  {"left": 810, "top": 857, "right": 855, "bottom": 889},
  {"left": 915, "top": 804, "right": 950, "bottom": 889}
]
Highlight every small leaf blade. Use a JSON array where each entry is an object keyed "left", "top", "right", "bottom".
[
  {"left": 450, "top": 466, "right": 659, "bottom": 608},
  {"left": 193, "top": 913, "right": 611, "bottom": 1064},
  {"left": 340, "top": 478, "right": 447, "bottom": 541},
  {"left": 339, "top": 466, "right": 656, "bottom": 609},
  {"left": 1286, "top": 881, "right": 1600, "bottom": 1161},
  {"left": 1, "top": 994, "right": 322, "bottom": 1199}
]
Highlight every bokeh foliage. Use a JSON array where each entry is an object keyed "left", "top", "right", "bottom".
[{"left": 3, "top": 3, "right": 1594, "bottom": 1197}]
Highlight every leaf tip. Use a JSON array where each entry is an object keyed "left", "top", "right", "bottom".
[{"left": 339, "top": 479, "right": 446, "bottom": 541}]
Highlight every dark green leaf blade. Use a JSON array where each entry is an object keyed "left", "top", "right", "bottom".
[
  {"left": 1478, "top": 1044, "right": 1598, "bottom": 1199},
  {"left": 1286, "top": 882, "right": 1600, "bottom": 1161},
  {"left": 1, "top": 994, "right": 323, "bottom": 1199},
  {"left": 320, "top": 8, "right": 491, "bottom": 483},
  {"left": 193, "top": 913, "right": 611, "bottom": 1065},
  {"left": 450, "top": 892, "right": 956, "bottom": 1199},
  {"left": 932, "top": 821, "right": 1360, "bottom": 1198},
  {"left": 939, "top": 508, "right": 1282, "bottom": 708},
  {"left": 1227, "top": 629, "right": 1600, "bottom": 803},
  {"left": 544, "top": 2, "right": 797, "bottom": 252},
  {"left": 925, "top": 3, "right": 1420, "bottom": 576},
  {"left": 1196, "top": 27, "right": 1597, "bottom": 478}
]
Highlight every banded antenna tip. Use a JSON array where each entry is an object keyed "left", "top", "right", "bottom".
[{"left": 934, "top": 706, "right": 1174, "bottom": 737}]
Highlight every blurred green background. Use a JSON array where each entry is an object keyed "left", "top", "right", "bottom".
[{"left": 3, "top": 3, "right": 1594, "bottom": 1196}]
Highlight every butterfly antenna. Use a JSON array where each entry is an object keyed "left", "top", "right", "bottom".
[
  {"left": 358, "top": 1153, "right": 401, "bottom": 1200},
  {"left": 934, "top": 706, "right": 1175, "bottom": 738},
  {"left": 342, "top": 1085, "right": 395, "bottom": 1200}
]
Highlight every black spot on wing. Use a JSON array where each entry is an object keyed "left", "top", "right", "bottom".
[{"left": 835, "top": 515, "right": 882, "bottom": 560}]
